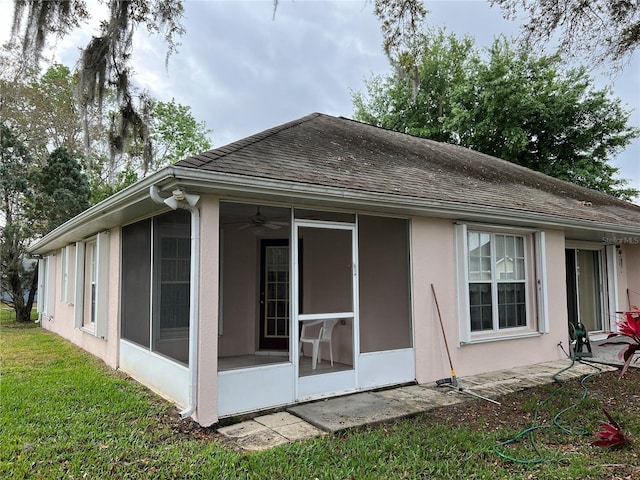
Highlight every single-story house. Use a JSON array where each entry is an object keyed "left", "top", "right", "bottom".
[{"left": 30, "top": 112, "right": 640, "bottom": 427}]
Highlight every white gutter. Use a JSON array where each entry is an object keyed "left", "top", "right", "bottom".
[
  {"left": 163, "top": 166, "right": 640, "bottom": 236},
  {"left": 29, "top": 164, "right": 640, "bottom": 255},
  {"left": 149, "top": 185, "right": 200, "bottom": 420}
]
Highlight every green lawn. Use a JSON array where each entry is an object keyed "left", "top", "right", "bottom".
[{"left": 1, "top": 317, "right": 638, "bottom": 479}]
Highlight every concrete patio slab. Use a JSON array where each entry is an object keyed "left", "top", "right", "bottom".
[
  {"left": 272, "top": 421, "right": 326, "bottom": 441},
  {"left": 218, "top": 412, "right": 325, "bottom": 450},
  {"left": 218, "top": 357, "right": 622, "bottom": 450},
  {"left": 287, "top": 391, "right": 421, "bottom": 432},
  {"left": 217, "top": 419, "right": 266, "bottom": 439},
  {"left": 254, "top": 412, "right": 302, "bottom": 429},
  {"left": 236, "top": 428, "right": 289, "bottom": 451}
]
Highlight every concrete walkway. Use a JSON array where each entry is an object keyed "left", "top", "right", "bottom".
[{"left": 218, "top": 342, "right": 625, "bottom": 451}]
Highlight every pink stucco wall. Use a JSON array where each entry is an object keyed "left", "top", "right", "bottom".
[
  {"left": 37, "top": 198, "right": 640, "bottom": 427},
  {"left": 411, "top": 218, "right": 566, "bottom": 383},
  {"left": 40, "top": 228, "right": 120, "bottom": 369},
  {"left": 194, "top": 195, "right": 220, "bottom": 427}
]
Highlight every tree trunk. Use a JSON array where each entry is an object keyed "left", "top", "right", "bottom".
[
  {"left": 11, "top": 263, "right": 38, "bottom": 323},
  {"left": 23, "top": 266, "right": 38, "bottom": 322}
]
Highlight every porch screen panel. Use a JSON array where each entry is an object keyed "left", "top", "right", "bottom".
[
  {"left": 121, "top": 219, "right": 151, "bottom": 348},
  {"left": 152, "top": 210, "right": 191, "bottom": 364},
  {"left": 298, "top": 227, "right": 352, "bottom": 314},
  {"left": 358, "top": 216, "right": 412, "bottom": 352}
]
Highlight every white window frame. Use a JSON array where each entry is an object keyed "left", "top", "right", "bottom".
[
  {"left": 85, "top": 240, "right": 97, "bottom": 328},
  {"left": 37, "top": 254, "right": 56, "bottom": 319},
  {"left": 74, "top": 232, "right": 109, "bottom": 338},
  {"left": 60, "top": 245, "right": 76, "bottom": 304},
  {"left": 456, "top": 223, "right": 547, "bottom": 344},
  {"left": 60, "top": 247, "right": 68, "bottom": 303}
]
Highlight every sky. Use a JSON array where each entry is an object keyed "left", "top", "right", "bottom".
[{"left": 1, "top": 0, "right": 639, "bottom": 195}]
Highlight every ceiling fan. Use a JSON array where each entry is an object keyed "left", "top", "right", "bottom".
[{"left": 238, "top": 207, "right": 287, "bottom": 232}]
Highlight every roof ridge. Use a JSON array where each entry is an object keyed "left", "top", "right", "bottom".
[{"left": 337, "top": 115, "right": 639, "bottom": 210}]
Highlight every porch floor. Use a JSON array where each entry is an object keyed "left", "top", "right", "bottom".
[
  {"left": 218, "top": 353, "right": 626, "bottom": 451},
  {"left": 218, "top": 353, "right": 352, "bottom": 376}
]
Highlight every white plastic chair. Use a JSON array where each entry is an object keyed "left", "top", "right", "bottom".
[{"left": 299, "top": 319, "right": 339, "bottom": 370}]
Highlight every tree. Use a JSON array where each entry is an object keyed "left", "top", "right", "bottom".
[
  {"left": 28, "top": 148, "right": 92, "bottom": 234},
  {"left": 0, "top": 123, "right": 37, "bottom": 322},
  {"left": 353, "top": 31, "right": 640, "bottom": 200},
  {"left": 1, "top": 62, "right": 84, "bottom": 164},
  {"left": 373, "top": 0, "right": 428, "bottom": 103},
  {"left": 10, "top": 0, "right": 185, "bottom": 164},
  {"left": 1, "top": 55, "right": 212, "bottom": 205},
  {"left": 0, "top": 127, "right": 92, "bottom": 322},
  {"left": 353, "top": 28, "right": 475, "bottom": 143},
  {"left": 491, "top": 0, "right": 640, "bottom": 69},
  {"left": 147, "top": 98, "right": 212, "bottom": 174}
]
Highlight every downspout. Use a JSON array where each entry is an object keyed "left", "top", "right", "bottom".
[{"left": 150, "top": 185, "right": 200, "bottom": 419}]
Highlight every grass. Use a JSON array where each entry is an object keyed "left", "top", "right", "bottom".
[{"left": 1, "top": 316, "right": 639, "bottom": 479}]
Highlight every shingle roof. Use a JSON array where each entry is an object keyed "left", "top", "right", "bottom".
[{"left": 175, "top": 112, "right": 640, "bottom": 228}]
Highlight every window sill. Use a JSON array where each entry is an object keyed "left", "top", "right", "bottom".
[
  {"left": 80, "top": 325, "right": 96, "bottom": 336},
  {"left": 462, "top": 331, "right": 542, "bottom": 345}
]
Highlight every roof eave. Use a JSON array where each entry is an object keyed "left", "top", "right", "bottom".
[
  {"left": 29, "top": 166, "right": 640, "bottom": 255},
  {"left": 169, "top": 167, "right": 640, "bottom": 235}
]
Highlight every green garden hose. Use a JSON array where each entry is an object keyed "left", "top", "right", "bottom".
[{"left": 493, "top": 359, "right": 603, "bottom": 465}]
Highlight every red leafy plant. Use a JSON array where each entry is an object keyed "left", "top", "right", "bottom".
[
  {"left": 603, "top": 308, "right": 640, "bottom": 378},
  {"left": 591, "top": 409, "right": 631, "bottom": 448}
]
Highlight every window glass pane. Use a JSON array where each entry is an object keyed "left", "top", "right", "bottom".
[
  {"left": 515, "top": 236, "right": 524, "bottom": 257},
  {"left": 495, "top": 234, "right": 526, "bottom": 281},
  {"left": 161, "top": 237, "right": 176, "bottom": 258},
  {"left": 177, "top": 237, "right": 190, "bottom": 258},
  {"left": 161, "top": 259, "right": 176, "bottom": 280},
  {"left": 495, "top": 235, "right": 504, "bottom": 259},
  {"left": 468, "top": 232, "right": 492, "bottom": 281},
  {"left": 498, "top": 283, "right": 526, "bottom": 328},
  {"left": 469, "top": 283, "right": 492, "bottom": 331},
  {"left": 160, "top": 284, "right": 189, "bottom": 328},
  {"left": 506, "top": 235, "right": 515, "bottom": 258},
  {"left": 480, "top": 257, "right": 491, "bottom": 280},
  {"left": 515, "top": 258, "right": 525, "bottom": 280},
  {"left": 480, "top": 233, "right": 491, "bottom": 256}
]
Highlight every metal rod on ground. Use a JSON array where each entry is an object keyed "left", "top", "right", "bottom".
[
  {"left": 440, "top": 383, "right": 502, "bottom": 405},
  {"left": 431, "top": 283, "right": 457, "bottom": 387}
]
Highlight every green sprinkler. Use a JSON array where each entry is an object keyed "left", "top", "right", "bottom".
[{"left": 572, "top": 322, "right": 593, "bottom": 358}]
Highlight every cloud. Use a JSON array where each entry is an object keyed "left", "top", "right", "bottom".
[{"left": 1, "top": 0, "right": 637, "bottom": 194}]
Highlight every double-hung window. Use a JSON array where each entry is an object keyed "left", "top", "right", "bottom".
[
  {"left": 37, "top": 255, "right": 56, "bottom": 319},
  {"left": 61, "top": 245, "right": 76, "bottom": 304},
  {"left": 468, "top": 231, "right": 527, "bottom": 331},
  {"left": 74, "top": 232, "right": 109, "bottom": 338},
  {"left": 457, "top": 224, "right": 547, "bottom": 343}
]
